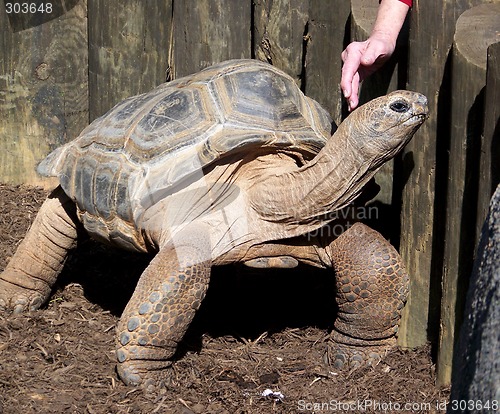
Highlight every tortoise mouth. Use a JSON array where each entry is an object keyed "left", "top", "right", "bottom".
[
  {"left": 411, "top": 113, "right": 428, "bottom": 122},
  {"left": 404, "top": 111, "right": 428, "bottom": 125},
  {"left": 389, "top": 112, "right": 427, "bottom": 130}
]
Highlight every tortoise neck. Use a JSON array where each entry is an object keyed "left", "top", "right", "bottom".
[{"left": 249, "top": 120, "right": 378, "bottom": 235}]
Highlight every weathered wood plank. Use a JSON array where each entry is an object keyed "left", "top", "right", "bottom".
[
  {"left": 88, "top": 0, "right": 172, "bottom": 120},
  {"left": 437, "top": 3, "right": 500, "bottom": 386},
  {"left": 0, "top": 0, "right": 88, "bottom": 186},
  {"left": 398, "top": 0, "right": 487, "bottom": 354},
  {"left": 349, "top": 0, "right": 410, "bottom": 232},
  {"left": 351, "top": 0, "right": 409, "bottom": 106},
  {"left": 304, "top": 0, "right": 350, "bottom": 126},
  {"left": 477, "top": 42, "right": 500, "bottom": 241},
  {"left": 171, "top": 0, "right": 251, "bottom": 78},
  {"left": 450, "top": 183, "right": 500, "bottom": 404},
  {"left": 253, "top": 0, "right": 309, "bottom": 86}
]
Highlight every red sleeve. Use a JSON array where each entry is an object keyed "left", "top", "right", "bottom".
[{"left": 381, "top": 0, "right": 413, "bottom": 6}]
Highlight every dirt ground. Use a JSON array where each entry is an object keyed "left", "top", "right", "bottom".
[{"left": 0, "top": 183, "right": 450, "bottom": 413}]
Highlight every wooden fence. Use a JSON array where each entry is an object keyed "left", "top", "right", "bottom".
[{"left": 0, "top": 0, "right": 499, "bottom": 385}]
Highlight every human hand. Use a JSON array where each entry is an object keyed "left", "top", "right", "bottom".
[{"left": 340, "top": 34, "right": 396, "bottom": 111}]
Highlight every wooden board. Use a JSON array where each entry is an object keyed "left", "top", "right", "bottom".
[
  {"left": 305, "top": 0, "right": 350, "bottom": 126},
  {"left": 253, "top": 0, "right": 309, "bottom": 86},
  {"left": 88, "top": 0, "right": 172, "bottom": 120},
  {"left": 397, "top": 0, "right": 489, "bottom": 355},
  {"left": 349, "top": 0, "right": 410, "bottom": 233},
  {"left": 478, "top": 42, "right": 500, "bottom": 240},
  {"left": 171, "top": 0, "right": 251, "bottom": 78},
  {"left": 437, "top": 3, "right": 500, "bottom": 386},
  {"left": 351, "top": 0, "right": 409, "bottom": 107},
  {"left": 0, "top": 0, "right": 88, "bottom": 186}
]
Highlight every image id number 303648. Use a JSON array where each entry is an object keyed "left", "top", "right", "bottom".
[{"left": 5, "top": 2, "right": 53, "bottom": 14}]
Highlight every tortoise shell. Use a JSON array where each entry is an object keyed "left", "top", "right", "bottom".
[{"left": 38, "top": 59, "right": 334, "bottom": 223}]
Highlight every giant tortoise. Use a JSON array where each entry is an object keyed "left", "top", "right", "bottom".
[{"left": 0, "top": 59, "right": 428, "bottom": 390}]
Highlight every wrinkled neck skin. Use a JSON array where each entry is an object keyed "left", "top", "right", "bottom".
[{"left": 250, "top": 114, "right": 406, "bottom": 235}]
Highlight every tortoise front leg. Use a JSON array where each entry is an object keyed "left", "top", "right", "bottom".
[
  {"left": 0, "top": 187, "right": 81, "bottom": 313},
  {"left": 326, "top": 222, "right": 409, "bottom": 369},
  {"left": 115, "top": 231, "right": 211, "bottom": 391}
]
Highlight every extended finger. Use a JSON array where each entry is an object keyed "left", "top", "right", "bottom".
[
  {"left": 348, "top": 72, "right": 361, "bottom": 111},
  {"left": 340, "top": 49, "right": 362, "bottom": 98}
]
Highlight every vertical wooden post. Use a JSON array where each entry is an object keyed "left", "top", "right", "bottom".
[
  {"left": 253, "top": 0, "right": 309, "bottom": 86},
  {"left": 450, "top": 183, "right": 500, "bottom": 404},
  {"left": 304, "top": 0, "right": 350, "bottom": 126},
  {"left": 350, "top": 0, "right": 409, "bottom": 112},
  {"left": 349, "top": 0, "right": 409, "bottom": 234},
  {"left": 171, "top": 0, "right": 251, "bottom": 78},
  {"left": 477, "top": 42, "right": 500, "bottom": 239},
  {"left": 438, "top": 4, "right": 500, "bottom": 386},
  {"left": 398, "top": 0, "right": 484, "bottom": 352},
  {"left": 0, "top": 1, "right": 88, "bottom": 186},
  {"left": 88, "top": 0, "right": 172, "bottom": 120}
]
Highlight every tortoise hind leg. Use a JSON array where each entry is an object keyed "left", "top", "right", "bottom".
[
  {"left": 115, "top": 230, "right": 211, "bottom": 391},
  {"left": 326, "top": 222, "right": 409, "bottom": 369},
  {"left": 0, "top": 186, "right": 81, "bottom": 313}
]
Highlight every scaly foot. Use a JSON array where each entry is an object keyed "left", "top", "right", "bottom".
[
  {"left": 0, "top": 274, "right": 48, "bottom": 313},
  {"left": 327, "top": 330, "right": 396, "bottom": 370}
]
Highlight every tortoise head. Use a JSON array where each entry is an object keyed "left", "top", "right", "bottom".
[{"left": 344, "top": 90, "right": 428, "bottom": 166}]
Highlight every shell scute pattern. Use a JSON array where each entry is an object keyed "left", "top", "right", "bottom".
[
  {"left": 210, "top": 68, "right": 301, "bottom": 129},
  {"left": 77, "top": 91, "right": 161, "bottom": 153},
  {"left": 94, "top": 161, "right": 120, "bottom": 220},
  {"left": 130, "top": 85, "right": 219, "bottom": 162}
]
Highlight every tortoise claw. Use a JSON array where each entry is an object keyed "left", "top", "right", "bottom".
[
  {"left": 117, "top": 358, "right": 172, "bottom": 393},
  {"left": 0, "top": 278, "right": 46, "bottom": 314},
  {"left": 329, "top": 343, "right": 386, "bottom": 370},
  {"left": 326, "top": 330, "right": 396, "bottom": 371}
]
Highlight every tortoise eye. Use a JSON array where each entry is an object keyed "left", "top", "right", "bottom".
[{"left": 390, "top": 101, "right": 410, "bottom": 113}]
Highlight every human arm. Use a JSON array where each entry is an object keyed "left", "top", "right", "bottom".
[{"left": 340, "top": 0, "right": 410, "bottom": 111}]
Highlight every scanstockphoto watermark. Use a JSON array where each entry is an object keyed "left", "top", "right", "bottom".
[
  {"left": 297, "top": 399, "right": 500, "bottom": 412},
  {"left": 306, "top": 205, "right": 380, "bottom": 240},
  {"left": 297, "top": 399, "right": 449, "bottom": 412}
]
